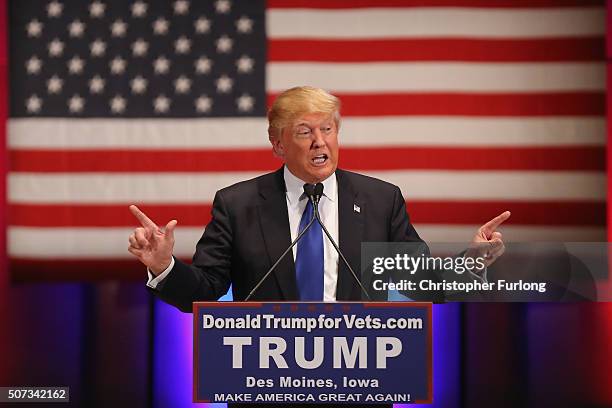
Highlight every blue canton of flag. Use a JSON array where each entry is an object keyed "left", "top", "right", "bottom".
[{"left": 10, "top": 0, "right": 266, "bottom": 117}]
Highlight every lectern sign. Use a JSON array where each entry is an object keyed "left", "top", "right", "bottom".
[{"left": 193, "top": 302, "right": 432, "bottom": 404}]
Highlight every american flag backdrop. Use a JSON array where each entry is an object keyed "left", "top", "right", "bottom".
[{"left": 7, "top": 0, "right": 606, "bottom": 280}]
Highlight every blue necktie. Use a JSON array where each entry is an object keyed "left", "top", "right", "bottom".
[{"left": 295, "top": 199, "right": 324, "bottom": 300}]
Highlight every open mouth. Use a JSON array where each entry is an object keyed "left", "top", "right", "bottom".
[{"left": 311, "top": 154, "right": 328, "bottom": 166}]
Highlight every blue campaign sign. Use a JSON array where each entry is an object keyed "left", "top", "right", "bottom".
[{"left": 193, "top": 302, "right": 432, "bottom": 404}]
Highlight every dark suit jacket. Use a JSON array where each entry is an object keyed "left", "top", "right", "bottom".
[{"left": 152, "top": 167, "right": 433, "bottom": 312}]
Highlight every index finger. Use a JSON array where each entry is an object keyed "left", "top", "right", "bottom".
[
  {"left": 129, "top": 205, "right": 158, "bottom": 229},
  {"left": 481, "top": 210, "right": 511, "bottom": 235}
]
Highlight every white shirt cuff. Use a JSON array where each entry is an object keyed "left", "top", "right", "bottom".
[
  {"left": 468, "top": 265, "right": 488, "bottom": 284},
  {"left": 146, "top": 257, "right": 175, "bottom": 289}
]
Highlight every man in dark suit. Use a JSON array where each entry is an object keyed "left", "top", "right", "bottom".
[{"left": 128, "top": 86, "right": 509, "bottom": 309}]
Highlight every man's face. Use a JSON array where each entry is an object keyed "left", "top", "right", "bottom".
[{"left": 271, "top": 112, "right": 339, "bottom": 184}]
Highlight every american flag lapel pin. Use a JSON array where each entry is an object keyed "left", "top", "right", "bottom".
[{"left": 354, "top": 204, "right": 361, "bottom": 213}]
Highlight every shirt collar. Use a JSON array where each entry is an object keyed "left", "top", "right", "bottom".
[{"left": 284, "top": 165, "right": 337, "bottom": 205}]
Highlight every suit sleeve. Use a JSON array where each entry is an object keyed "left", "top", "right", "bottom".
[
  {"left": 149, "top": 191, "right": 233, "bottom": 312},
  {"left": 387, "top": 186, "right": 446, "bottom": 302},
  {"left": 388, "top": 186, "right": 425, "bottom": 244},
  {"left": 388, "top": 186, "right": 490, "bottom": 301}
]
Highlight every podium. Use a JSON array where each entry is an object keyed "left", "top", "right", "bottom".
[{"left": 193, "top": 302, "right": 432, "bottom": 404}]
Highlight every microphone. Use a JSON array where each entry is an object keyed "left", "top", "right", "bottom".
[
  {"left": 244, "top": 183, "right": 319, "bottom": 301},
  {"left": 310, "top": 183, "right": 372, "bottom": 301},
  {"left": 303, "top": 182, "right": 323, "bottom": 206}
]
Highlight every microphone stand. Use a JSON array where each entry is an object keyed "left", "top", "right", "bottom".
[
  {"left": 244, "top": 216, "right": 316, "bottom": 301},
  {"left": 244, "top": 184, "right": 321, "bottom": 301},
  {"left": 245, "top": 182, "right": 372, "bottom": 301},
  {"left": 311, "top": 183, "right": 372, "bottom": 301}
]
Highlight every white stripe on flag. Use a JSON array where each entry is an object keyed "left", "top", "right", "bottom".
[
  {"left": 8, "top": 225, "right": 606, "bottom": 258},
  {"left": 8, "top": 227, "right": 204, "bottom": 258},
  {"left": 8, "top": 171, "right": 606, "bottom": 203},
  {"left": 8, "top": 118, "right": 270, "bottom": 149},
  {"left": 414, "top": 225, "right": 607, "bottom": 243},
  {"left": 267, "top": 8, "right": 605, "bottom": 39},
  {"left": 267, "top": 62, "right": 605, "bottom": 93},
  {"left": 8, "top": 118, "right": 605, "bottom": 148}
]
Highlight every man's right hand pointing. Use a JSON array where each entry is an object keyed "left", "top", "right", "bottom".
[{"left": 128, "top": 205, "right": 177, "bottom": 275}]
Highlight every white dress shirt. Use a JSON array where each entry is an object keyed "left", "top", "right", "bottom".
[
  {"left": 148, "top": 166, "right": 340, "bottom": 301},
  {"left": 283, "top": 166, "right": 339, "bottom": 301}
]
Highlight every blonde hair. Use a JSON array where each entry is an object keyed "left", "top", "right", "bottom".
[{"left": 267, "top": 86, "right": 341, "bottom": 139}]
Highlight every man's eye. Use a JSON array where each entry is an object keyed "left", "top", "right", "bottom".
[
  {"left": 296, "top": 128, "right": 311, "bottom": 136},
  {"left": 322, "top": 126, "right": 332, "bottom": 133}
]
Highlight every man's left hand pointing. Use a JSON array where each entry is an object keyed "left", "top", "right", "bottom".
[{"left": 470, "top": 211, "right": 511, "bottom": 267}]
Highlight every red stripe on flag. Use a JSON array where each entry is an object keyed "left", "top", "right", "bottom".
[
  {"left": 9, "top": 149, "right": 280, "bottom": 172},
  {"left": 9, "top": 258, "right": 175, "bottom": 281},
  {"left": 407, "top": 201, "right": 605, "bottom": 226},
  {"left": 340, "top": 146, "right": 604, "bottom": 171},
  {"left": 9, "top": 146, "right": 604, "bottom": 172},
  {"left": 9, "top": 201, "right": 605, "bottom": 227},
  {"left": 268, "top": 38, "right": 605, "bottom": 62},
  {"left": 267, "top": 93, "right": 605, "bottom": 117},
  {"left": 268, "top": 0, "right": 604, "bottom": 8},
  {"left": 9, "top": 204, "right": 214, "bottom": 227}
]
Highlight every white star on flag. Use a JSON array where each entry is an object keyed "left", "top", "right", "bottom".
[
  {"left": 216, "top": 35, "right": 233, "bottom": 53},
  {"left": 152, "top": 18, "right": 169, "bottom": 35},
  {"left": 25, "top": 56, "right": 42, "bottom": 74},
  {"left": 68, "top": 94, "right": 85, "bottom": 113},
  {"left": 90, "top": 39, "right": 106, "bottom": 57},
  {"left": 195, "top": 95, "right": 212, "bottom": 113},
  {"left": 67, "top": 56, "right": 85, "bottom": 74},
  {"left": 132, "top": 39, "right": 149, "bottom": 57},
  {"left": 215, "top": 74, "right": 233, "bottom": 93},
  {"left": 48, "top": 38, "right": 64, "bottom": 57},
  {"left": 89, "top": 75, "right": 105, "bottom": 93},
  {"left": 26, "top": 19, "right": 43, "bottom": 37},
  {"left": 153, "top": 95, "right": 171, "bottom": 113},
  {"left": 130, "top": 76, "right": 148, "bottom": 94},
  {"left": 236, "top": 55, "right": 254, "bottom": 74},
  {"left": 109, "top": 56, "right": 127, "bottom": 75},
  {"left": 131, "top": 1, "right": 148, "bottom": 18},
  {"left": 110, "top": 20, "right": 127, "bottom": 37},
  {"left": 215, "top": 0, "right": 231, "bottom": 14},
  {"left": 46, "top": 75, "right": 63, "bottom": 94},
  {"left": 47, "top": 1, "right": 63, "bottom": 18},
  {"left": 235, "top": 16, "right": 253, "bottom": 34},
  {"left": 89, "top": 1, "right": 106, "bottom": 18},
  {"left": 174, "top": 36, "right": 191, "bottom": 54},
  {"left": 174, "top": 76, "right": 192, "bottom": 94},
  {"left": 194, "top": 17, "right": 211, "bottom": 34},
  {"left": 26, "top": 95, "right": 42, "bottom": 113},
  {"left": 153, "top": 56, "right": 170, "bottom": 74},
  {"left": 110, "top": 95, "right": 127, "bottom": 113},
  {"left": 68, "top": 20, "right": 85, "bottom": 37},
  {"left": 173, "top": 0, "right": 189, "bottom": 15},
  {"left": 236, "top": 93, "right": 254, "bottom": 112},
  {"left": 194, "top": 56, "right": 212, "bottom": 74}
]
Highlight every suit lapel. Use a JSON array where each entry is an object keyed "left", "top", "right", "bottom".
[
  {"left": 257, "top": 168, "right": 299, "bottom": 300},
  {"left": 335, "top": 169, "right": 364, "bottom": 300}
]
